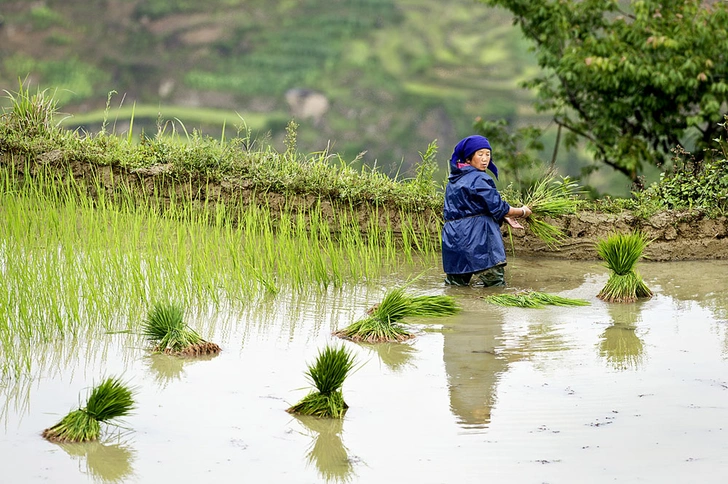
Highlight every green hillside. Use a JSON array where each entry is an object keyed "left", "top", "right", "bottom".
[{"left": 1, "top": 0, "right": 624, "bottom": 191}]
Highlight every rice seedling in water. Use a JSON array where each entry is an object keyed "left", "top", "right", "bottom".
[
  {"left": 287, "top": 345, "right": 356, "bottom": 419},
  {"left": 596, "top": 231, "right": 653, "bottom": 303},
  {"left": 482, "top": 291, "right": 591, "bottom": 308},
  {"left": 42, "top": 377, "right": 135, "bottom": 443},
  {"left": 334, "top": 287, "right": 461, "bottom": 343},
  {"left": 142, "top": 301, "right": 221, "bottom": 356},
  {"left": 407, "top": 294, "right": 461, "bottom": 316},
  {"left": 333, "top": 287, "right": 414, "bottom": 343}
]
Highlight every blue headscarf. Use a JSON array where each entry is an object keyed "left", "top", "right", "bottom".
[{"left": 449, "top": 135, "right": 498, "bottom": 180}]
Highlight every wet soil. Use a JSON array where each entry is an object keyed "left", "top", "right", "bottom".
[{"left": 5, "top": 154, "right": 728, "bottom": 261}]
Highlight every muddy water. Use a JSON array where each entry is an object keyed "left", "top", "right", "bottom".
[{"left": 1, "top": 259, "right": 727, "bottom": 483}]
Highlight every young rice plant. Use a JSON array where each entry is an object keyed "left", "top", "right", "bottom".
[
  {"left": 287, "top": 345, "right": 357, "bottom": 419},
  {"left": 42, "top": 377, "right": 135, "bottom": 443},
  {"left": 142, "top": 301, "right": 221, "bottom": 356},
  {"left": 333, "top": 287, "right": 460, "bottom": 343},
  {"left": 482, "top": 291, "right": 590, "bottom": 308},
  {"left": 596, "top": 231, "right": 653, "bottom": 303}
]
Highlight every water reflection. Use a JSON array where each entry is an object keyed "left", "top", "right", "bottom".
[
  {"left": 57, "top": 441, "right": 136, "bottom": 483},
  {"left": 598, "top": 302, "right": 647, "bottom": 370},
  {"left": 442, "top": 306, "right": 507, "bottom": 429},
  {"left": 144, "top": 352, "right": 218, "bottom": 387},
  {"left": 359, "top": 341, "right": 417, "bottom": 372},
  {"left": 294, "top": 415, "right": 356, "bottom": 483}
]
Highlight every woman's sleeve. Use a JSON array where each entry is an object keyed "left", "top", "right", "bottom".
[{"left": 471, "top": 176, "right": 511, "bottom": 221}]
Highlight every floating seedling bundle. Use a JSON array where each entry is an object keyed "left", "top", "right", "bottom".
[
  {"left": 142, "top": 301, "right": 221, "bottom": 356},
  {"left": 482, "top": 291, "right": 590, "bottom": 308},
  {"left": 596, "top": 231, "right": 653, "bottom": 303},
  {"left": 42, "top": 377, "right": 135, "bottom": 443},
  {"left": 510, "top": 173, "right": 583, "bottom": 249},
  {"left": 287, "top": 345, "right": 356, "bottom": 419},
  {"left": 333, "top": 287, "right": 460, "bottom": 343}
]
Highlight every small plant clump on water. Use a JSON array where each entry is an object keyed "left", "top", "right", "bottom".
[
  {"left": 333, "top": 287, "right": 460, "bottom": 343},
  {"left": 287, "top": 345, "right": 357, "bottom": 419},
  {"left": 42, "top": 377, "right": 135, "bottom": 443},
  {"left": 482, "top": 291, "right": 590, "bottom": 308},
  {"left": 596, "top": 231, "right": 653, "bottom": 303},
  {"left": 142, "top": 301, "right": 221, "bottom": 356}
]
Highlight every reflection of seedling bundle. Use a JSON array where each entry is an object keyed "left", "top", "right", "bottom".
[
  {"left": 483, "top": 291, "right": 590, "bottom": 308},
  {"left": 334, "top": 287, "right": 460, "bottom": 343},
  {"left": 43, "top": 377, "right": 135, "bottom": 443},
  {"left": 511, "top": 174, "right": 583, "bottom": 249},
  {"left": 59, "top": 441, "right": 136, "bottom": 484},
  {"left": 287, "top": 345, "right": 357, "bottom": 418},
  {"left": 142, "top": 302, "right": 221, "bottom": 356},
  {"left": 295, "top": 416, "right": 355, "bottom": 483},
  {"left": 596, "top": 231, "right": 653, "bottom": 303},
  {"left": 599, "top": 324, "right": 645, "bottom": 370}
]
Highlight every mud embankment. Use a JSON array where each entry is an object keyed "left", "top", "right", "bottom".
[{"left": 5, "top": 154, "right": 728, "bottom": 261}]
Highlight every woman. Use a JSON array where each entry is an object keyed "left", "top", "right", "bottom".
[{"left": 442, "top": 135, "right": 531, "bottom": 286}]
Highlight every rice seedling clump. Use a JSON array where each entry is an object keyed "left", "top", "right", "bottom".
[
  {"left": 334, "top": 287, "right": 460, "bottom": 343},
  {"left": 509, "top": 173, "right": 583, "bottom": 249},
  {"left": 42, "top": 377, "right": 135, "bottom": 443},
  {"left": 142, "top": 301, "right": 221, "bottom": 356},
  {"left": 596, "top": 231, "right": 653, "bottom": 303},
  {"left": 482, "top": 291, "right": 590, "bottom": 308},
  {"left": 287, "top": 345, "right": 356, "bottom": 419}
]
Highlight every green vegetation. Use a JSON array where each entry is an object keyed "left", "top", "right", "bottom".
[
  {"left": 334, "top": 287, "right": 460, "bottom": 343},
  {"left": 142, "top": 302, "right": 221, "bottom": 356},
  {"left": 504, "top": 172, "right": 584, "bottom": 249},
  {"left": 42, "top": 377, "right": 135, "bottom": 443},
  {"left": 596, "top": 231, "right": 653, "bottom": 303},
  {"left": 480, "top": 0, "right": 728, "bottom": 184},
  {"left": 482, "top": 291, "right": 590, "bottom": 308},
  {"left": 287, "top": 345, "right": 357, "bottom": 419}
]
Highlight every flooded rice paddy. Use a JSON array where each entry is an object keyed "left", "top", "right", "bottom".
[{"left": 1, "top": 258, "right": 727, "bottom": 483}]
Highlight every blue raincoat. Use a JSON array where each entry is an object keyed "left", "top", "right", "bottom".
[{"left": 442, "top": 137, "right": 511, "bottom": 275}]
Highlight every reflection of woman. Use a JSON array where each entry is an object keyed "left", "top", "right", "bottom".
[{"left": 442, "top": 310, "right": 508, "bottom": 428}]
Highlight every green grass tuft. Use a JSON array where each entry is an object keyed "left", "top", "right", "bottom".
[
  {"left": 510, "top": 173, "right": 584, "bottom": 249},
  {"left": 334, "top": 288, "right": 460, "bottom": 343},
  {"left": 287, "top": 345, "right": 356, "bottom": 418},
  {"left": 482, "top": 291, "right": 591, "bottom": 308},
  {"left": 42, "top": 377, "right": 135, "bottom": 443},
  {"left": 142, "top": 301, "right": 221, "bottom": 356},
  {"left": 596, "top": 231, "right": 653, "bottom": 302}
]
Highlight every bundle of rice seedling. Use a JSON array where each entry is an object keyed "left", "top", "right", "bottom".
[
  {"left": 287, "top": 345, "right": 356, "bottom": 419},
  {"left": 407, "top": 294, "right": 461, "bottom": 316},
  {"left": 334, "top": 288, "right": 460, "bottom": 343},
  {"left": 513, "top": 174, "right": 583, "bottom": 249},
  {"left": 482, "top": 291, "right": 590, "bottom": 308},
  {"left": 142, "top": 301, "right": 221, "bottom": 356},
  {"left": 43, "top": 377, "right": 135, "bottom": 443},
  {"left": 334, "top": 287, "right": 414, "bottom": 343},
  {"left": 596, "top": 231, "right": 653, "bottom": 303}
]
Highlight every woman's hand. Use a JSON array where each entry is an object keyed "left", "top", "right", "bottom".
[
  {"left": 504, "top": 217, "right": 524, "bottom": 229},
  {"left": 520, "top": 205, "right": 532, "bottom": 218}
]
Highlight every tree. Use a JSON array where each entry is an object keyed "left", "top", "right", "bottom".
[{"left": 478, "top": 0, "right": 728, "bottom": 185}]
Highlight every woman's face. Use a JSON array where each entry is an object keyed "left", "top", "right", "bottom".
[{"left": 468, "top": 149, "right": 491, "bottom": 171}]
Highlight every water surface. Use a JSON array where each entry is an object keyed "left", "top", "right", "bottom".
[{"left": 1, "top": 259, "right": 727, "bottom": 483}]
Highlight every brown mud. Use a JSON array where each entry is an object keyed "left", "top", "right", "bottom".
[{"left": 5, "top": 153, "right": 728, "bottom": 261}]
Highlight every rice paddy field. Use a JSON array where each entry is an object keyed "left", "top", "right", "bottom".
[{"left": 2, "top": 170, "right": 728, "bottom": 483}]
